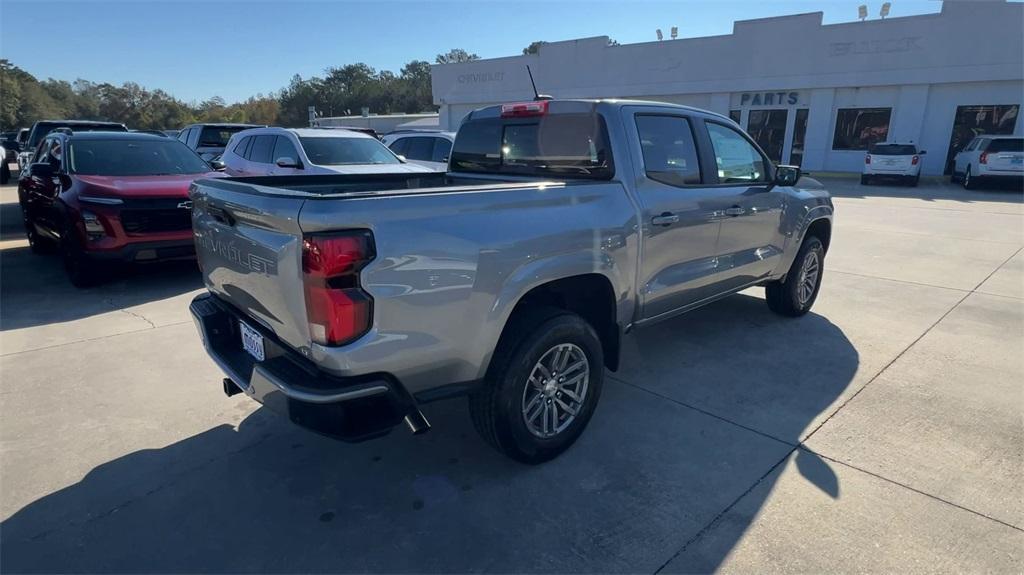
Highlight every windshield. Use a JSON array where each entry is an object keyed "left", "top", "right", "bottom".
[
  {"left": 299, "top": 136, "right": 400, "bottom": 165},
  {"left": 198, "top": 126, "right": 251, "bottom": 148},
  {"left": 68, "top": 139, "right": 212, "bottom": 176},
  {"left": 450, "top": 112, "right": 614, "bottom": 179},
  {"left": 868, "top": 144, "right": 917, "bottom": 155},
  {"left": 986, "top": 138, "right": 1023, "bottom": 153}
]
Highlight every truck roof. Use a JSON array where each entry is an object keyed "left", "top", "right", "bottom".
[{"left": 466, "top": 98, "right": 733, "bottom": 124}]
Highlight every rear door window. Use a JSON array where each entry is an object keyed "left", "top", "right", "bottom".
[
  {"left": 635, "top": 115, "right": 702, "bottom": 186},
  {"left": 248, "top": 135, "right": 276, "bottom": 164},
  {"left": 432, "top": 138, "right": 452, "bottom": 163},
  {"left": 404, "top": 137, "right": 435, "bottom": 161}
]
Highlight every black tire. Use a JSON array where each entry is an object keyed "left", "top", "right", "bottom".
[
  {"left": 766, "top": 235, "right": 825, "bottom": 317},
  {"left": 963, "top": 166, "right": 976, "bottom": 190},
  {"left": 61, "top": 223, "right": 101, "bottom": 288},
  {"left": 910, "top": 174, "right": 920, "bottom": 187},
  {"left": 860, "top": 174, "right": 870, "bottom": 185},
  {"left": 20, "top": 203, "right": 56, "bottom": 254},
  {"left": 469, "top": 309, "right": 604, "bottom": 464},
  {"left": 0, "top": 162, "right": 10, "bottom": 185}
]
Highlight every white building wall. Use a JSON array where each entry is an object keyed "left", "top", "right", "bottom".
[{"left": 431, "top": 1, "right": 1023, "bottom": 175}]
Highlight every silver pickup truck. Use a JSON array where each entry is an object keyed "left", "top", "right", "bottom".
[{"left": 189, "top": 99, "right": 833, "bottom": 463}]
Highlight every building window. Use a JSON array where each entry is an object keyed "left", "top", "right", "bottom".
[
  {"left": 832, "top": 108, "right": 891, "bottom": 150},
  {"left": 729, "top": 110, "right": 741, "bottom": 124},
  {"left": 790, "top": 109, "right": 809, "bottom": 167},
  {"left": 747, "top": 109, "right": 788, "bottom": 163},
  {"left": 944, "top": 105, "right": 1019, "bottom": 174}
]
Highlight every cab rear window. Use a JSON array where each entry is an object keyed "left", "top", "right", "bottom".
[{"left": 451, "top": 112, "right": 614, "bottom": 179}]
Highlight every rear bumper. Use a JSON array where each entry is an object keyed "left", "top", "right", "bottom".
[{"left": 189, "top": 292, "right": 419, "bottom": 442}]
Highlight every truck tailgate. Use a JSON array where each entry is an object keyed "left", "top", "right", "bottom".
[{"left": 191, "top": 179, "right": 312, "bottom": 353}]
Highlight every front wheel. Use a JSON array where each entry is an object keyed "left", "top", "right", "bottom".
[
  {"left": 61, "top": 224, "right": 101, "bottom": 288},
  {"left": 765, "top": 236, "right": 825, "bottom": 317},
  {"left": 469, "top": 311, "right": 604, "bottom": 464}
]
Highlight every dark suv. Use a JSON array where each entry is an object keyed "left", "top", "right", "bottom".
[
  {"left": 18, "top": 120, "right": 128, "bottom": 168},
  {"left": 177, "top": 123, "right": 263, "bottom": 161},
  {"left": 18, "top": 131, "right": 221, "bottom": 286}
]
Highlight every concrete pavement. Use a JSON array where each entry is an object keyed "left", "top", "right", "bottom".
[{"left": 1, "top": 177, "right": 1021, "bottom": 572}]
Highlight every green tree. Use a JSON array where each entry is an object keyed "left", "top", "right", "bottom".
[
  {"left": 522, "top": 41, "right": 547, "bottom": 55},
  {"left": 435, "top": 48, "right": 480, "bottom": 64}
]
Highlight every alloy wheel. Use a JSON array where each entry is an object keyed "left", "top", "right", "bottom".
[{"left": 521, "top": 343, "right": 590, "bottom": 439}]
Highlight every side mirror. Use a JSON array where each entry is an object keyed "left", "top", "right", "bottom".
[
  {"left": 209, "top": 159, "right": 226, "bottom": 171},
  {"left": 30, "top": 162, "right": 54, "bottom": 179},
  {"left": 919, "top": 150, "right": 927, "bottom": 155},
  {"left": 275, "top": 157, "right": 301, "bottom": 169},
  {"left": 396, "top": 155, "right": 407, "bottom": 163},
  {"left": 774, "top": 164, "right": 801, "bottom": 187}
]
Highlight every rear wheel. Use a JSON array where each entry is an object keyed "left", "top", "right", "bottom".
[
  {"left": 963, "top": 166, "right": 977, "bottom": 190},
  {"left": 766, "top": 236, "right": 825, "bottom": 317},
  {"left": 0, "top": 162, "right": 10, "bottom": 185},
  {"left": 860, "top": 174, "right": 871, "bottom": 185},
  {"left": 909, "top": 174, "right": 920, "bottom": 187},
  {"left": 469, "top": 310, "right": 604, "bottom": 464}
]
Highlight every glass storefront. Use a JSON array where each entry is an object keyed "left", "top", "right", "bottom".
[
  {"left": 747, "top": 109, "right": 788, "bottom": 163},
  {"left": 789, "top": 109, "right": 809, "bottom": 167},
  {"left": 944, "top": 105, "right": 1020, "bottom": 174}
]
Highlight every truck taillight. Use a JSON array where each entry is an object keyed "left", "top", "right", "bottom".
[
  {"left": 865, "top": 154, "right": 871, "bottom": 164},
  {"left": 501, "top": 101, "right": 549, "bottom": 118},
  {"left": 980, "top": 151, "right": 989, "bottom": 165},
  {"left": 911, "top": 155, "right": 919, "bottom": 165},
  {"left": 302, "top": 232, "right": 375, "bottom": 346}
]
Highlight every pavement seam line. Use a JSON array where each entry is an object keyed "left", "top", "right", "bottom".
[
  {"left": 607, "top": 374, "right": 794, "bottom": 448},
  {"left": 801, "top": 245, "right": 1023, "bottom": 443},
  {"left": 647, "top": 245, "right": 1024, "bottom": 572},
  {"left": 0, "top": 320, "right": 192, "bottom": 357},
  {"left": 841, "top": 225, "right": 1024, "bottom": 246},
  {"left": 829, "top": 269, "right": 972, "bottom": 293},
  {"left": 651, "top": 447, "right": 797, "bottom": 574},
  {"left": 105, "top": 298, "right": 157, "bottom": 329},
  {"left": 807, "top": 448, "right": 1024, "bottom": 533}
]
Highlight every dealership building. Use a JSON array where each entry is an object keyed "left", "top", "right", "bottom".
[{"left": 430, "top": 0, "right": 1023, "bottom": 175}]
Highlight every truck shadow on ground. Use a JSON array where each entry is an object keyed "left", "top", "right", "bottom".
[
  {"left": 1, "top": 293, "right": 858, "bottom": 573},
  {"left": 0, "top": 244, "right": 203, "bottom": 332}
]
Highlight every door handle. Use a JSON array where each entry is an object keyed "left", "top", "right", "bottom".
[
  {"left": 724, "top": 206, "right": 745, "bottom": 217},
  {"left": 652, "top": 212, "right": 679, "bottom": 227}
]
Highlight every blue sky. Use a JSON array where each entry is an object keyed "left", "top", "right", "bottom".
[{"left": 1, "top": 0, "right": 945, "bottom": 104}]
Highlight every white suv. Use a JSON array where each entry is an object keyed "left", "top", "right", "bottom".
[
  {"left": 861, "top": 143, "right": 925, "bottom": 186},
  {"left": 381, "top": 131, "right": 455, "bottom": 172},
  {"left": 222, "top": 128, "right": 434, "bottom": 177},
  {"left": 952, "top": 135, "right": 1024, "bottom": 190}
]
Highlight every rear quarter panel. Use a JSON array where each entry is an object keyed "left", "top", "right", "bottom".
[{"left": 298, "top": 182, "right": 639, "bottom": 395}]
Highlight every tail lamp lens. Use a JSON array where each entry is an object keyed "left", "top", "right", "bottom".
[
  {"left": 980, "top": 151, "right": 989, "bottom": 165},
  {"left": 911, "top": 155, "right": 919, "bottom": 165},
  {"left": 865, "top": 154, "right": 871, "bottom": 164},
  {"left": 302, "top": 232, "right": 375, "bottom": 346}
]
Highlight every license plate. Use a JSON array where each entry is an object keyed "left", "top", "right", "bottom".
[{"left": 240, "top": 321, "right": 265, "bottom": 362}]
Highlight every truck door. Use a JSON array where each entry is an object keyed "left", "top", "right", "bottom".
[
  {"left": 700, "top": 121, "right": 787, "bottom": 292},
  {"left": 624, "top": 108, "right": 736, "bottom": 321}
]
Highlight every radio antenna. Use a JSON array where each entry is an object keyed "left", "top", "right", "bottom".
[{"left": 526, "top": 66, "right": 553, "bottom": 101}]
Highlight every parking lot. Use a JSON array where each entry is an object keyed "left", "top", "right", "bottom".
[{"left": 0, "top": 173, "right": 1021, "bottom": 572}]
